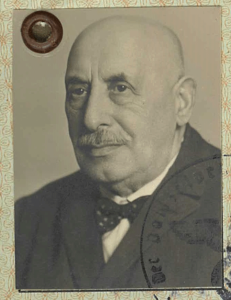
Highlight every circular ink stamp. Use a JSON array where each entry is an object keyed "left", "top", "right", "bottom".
[
  {"left": 21, "top": 11, "right": 63, "bottom": 54},
  {"left": 140, "top": 154, "right": 222, "bottom": 288}
]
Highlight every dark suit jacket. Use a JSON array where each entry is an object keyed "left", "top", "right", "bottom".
[{"left": 15, "top": 124, "right": 222, "bottom": 290}]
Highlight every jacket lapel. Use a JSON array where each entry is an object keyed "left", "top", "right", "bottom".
[
  {"left": 140, "top": 175, "right": 201, "bottom": 259},
  {"left": 60, "top": 174, "right": 105, "bottom": 289}
]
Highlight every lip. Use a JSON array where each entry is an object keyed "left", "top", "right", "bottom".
[{"left": 80, "top": 144, "right": 123, "bottom": 157}]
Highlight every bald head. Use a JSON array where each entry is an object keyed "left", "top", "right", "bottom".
[{"left": 67, "top": 16, "right": 184, "bottom": 85}]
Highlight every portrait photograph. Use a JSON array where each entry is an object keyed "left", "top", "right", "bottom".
[{"left": 13, "top": 7, "right": 222, "bottom": 291}]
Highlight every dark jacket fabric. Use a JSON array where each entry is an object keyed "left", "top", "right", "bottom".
[{"left": 15, "top": 124, "right": 222, "bottom": 290}]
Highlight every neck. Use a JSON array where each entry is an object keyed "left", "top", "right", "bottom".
[{"left": 100, "top": 125, "right": 186, "bottom": 198}]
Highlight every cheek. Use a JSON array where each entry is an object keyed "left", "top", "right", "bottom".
[
  {"left": 146, "top": 87, "right": 176, "bottom": 125},
  {"left": 113, "top": 102, "right": 149, "bottom": 140},
  {"left": 116, "top": 98, "right": 176, "bottom": 156},
  {"left": 115, "top": 103, "right": 168, "bottom": 139}
]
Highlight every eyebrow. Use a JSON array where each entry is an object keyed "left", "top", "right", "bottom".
[
  {"left": 65, "top": 76, "right": 90, "bottom": 87},
  {"left": 65, "top": 73, "right": 136, "bottom": 90},
  {"left": 104, "top": 73, "right": 133, "bottom": 86}
]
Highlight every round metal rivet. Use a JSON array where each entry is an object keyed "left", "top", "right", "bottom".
[{"left": 21, "top": 11, "right": 63, "bottom": 53}]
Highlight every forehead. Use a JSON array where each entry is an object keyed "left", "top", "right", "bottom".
[{"left": 66, "top": 30, "right": 157, "bottom": 82}]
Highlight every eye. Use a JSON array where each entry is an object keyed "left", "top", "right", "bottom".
[
  {"left": 115, "top": 84, "right": 127, "bottom": 92},
  {"left": 72, "top": 87, "right": 87, "bottom": 96},
  {"left": 66, "top": 85, "right": 89, "bottom": 110},
  {"left": 111, "top": 84, "right": 130, "bottom": 94}
]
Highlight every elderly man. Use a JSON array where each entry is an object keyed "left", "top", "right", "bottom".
[{"left": 15, "top": 16, "right": 221, "bottom": 289}]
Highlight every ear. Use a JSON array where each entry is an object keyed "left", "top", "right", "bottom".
[{"left": 173, "top": 76, "right": 196, "bottom": 126}]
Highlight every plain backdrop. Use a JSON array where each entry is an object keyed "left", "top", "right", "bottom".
[{"left": 13, "top": 7, "right": 221, "bottom": 200}]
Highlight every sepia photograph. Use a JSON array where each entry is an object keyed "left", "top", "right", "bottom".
[{"left": 13, "top": 7, "right": 222, "bottom": 290}]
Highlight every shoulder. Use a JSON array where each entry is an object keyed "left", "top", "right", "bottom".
[
  {"left": 181, "top": 124, "right": 221, "bottom": 183},
  {"left": 174, "top": 124, "right": 221, "bottom": 175},
  {"left": 15, "top": 171, "right": 94, "bottom": 227},
  {"left": 184, "top": 124, "right": 220, "bottom": 159}
]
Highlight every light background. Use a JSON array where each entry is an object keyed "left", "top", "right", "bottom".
[
  {"left": 13, "top": 7, "right": 221, "bottom": 200},
  {"left": 0, "top": 1, "right": 231, "bottom": 299}
]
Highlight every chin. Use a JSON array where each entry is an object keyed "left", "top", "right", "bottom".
[{"left": 75, "top": 147, "right": 136, "bottom": 183}]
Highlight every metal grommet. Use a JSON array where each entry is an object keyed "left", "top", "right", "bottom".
[{"left": 21, "top": 11, "right": 63, "bottom": 54}]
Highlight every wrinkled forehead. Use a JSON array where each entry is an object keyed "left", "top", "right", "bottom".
[{"left": 66, "top": 29, "right": 153, "bottom": 82}]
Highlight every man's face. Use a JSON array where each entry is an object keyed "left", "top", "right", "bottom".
[{"left": 65, "top": 29, "right": 177, "bottom": 186}]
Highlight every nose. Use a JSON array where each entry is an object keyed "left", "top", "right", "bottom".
[{"left": 83, "top": 86, "right": 112, "bottom": 132}]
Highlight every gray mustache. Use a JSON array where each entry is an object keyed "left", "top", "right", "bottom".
[{"left": 77, "top": 129, "right": 129, "bottom": 147}]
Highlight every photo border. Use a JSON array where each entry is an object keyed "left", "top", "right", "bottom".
[{"left": 0, "top": 1, "right": 229, "bottom": 299}]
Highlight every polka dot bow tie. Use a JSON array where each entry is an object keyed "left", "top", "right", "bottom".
[{"left": 95, "top": 196, "right": 149, "bottom": 235}]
